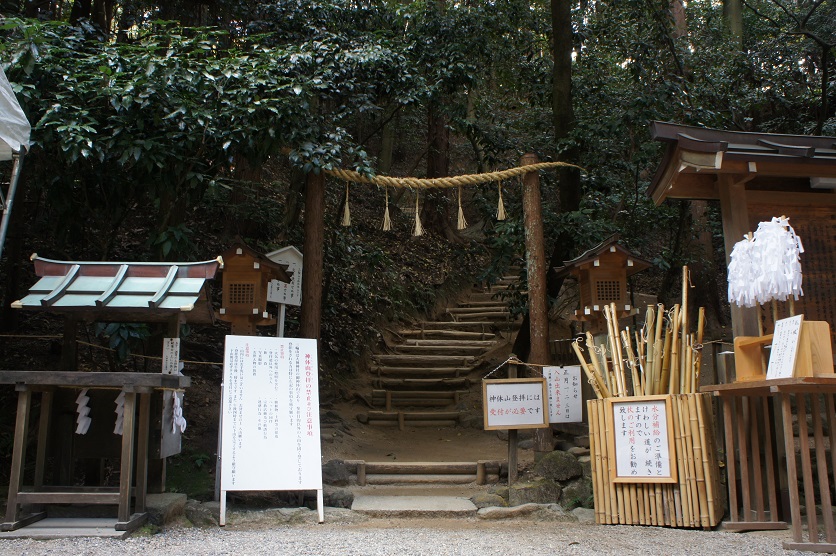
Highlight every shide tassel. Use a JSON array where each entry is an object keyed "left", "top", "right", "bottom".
[
  {"left": 496, "top": 183, "right": 506, "bottom": 221},
  {"left": 381, "top": 187, "right": 392, "bottom": 231},
  {"left": 457, "top": 185, "right": 467, "bottom": 230},
  {"left": 341, "top": 183, "right": 351, "bottom": 227},
  {"left": 413, "top": 192, "right": 424, "bottom": 237}
]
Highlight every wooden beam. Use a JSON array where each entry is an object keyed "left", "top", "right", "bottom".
[{"left": 0, "top": 370, "right": 190, "bottom": 389}]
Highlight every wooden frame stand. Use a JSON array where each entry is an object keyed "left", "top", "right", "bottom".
[{"left": 734, "top": 320, "right": 834, "bottom": 382}]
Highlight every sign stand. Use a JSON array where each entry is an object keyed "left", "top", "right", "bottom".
[
  {"left": 266, "top": 246, "right": 303, "bottom": 338},
  {"left": 218, "top": 336, "right": 323, "bottom": 525}
]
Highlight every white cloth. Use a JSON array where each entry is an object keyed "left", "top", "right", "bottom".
[{"left": 0, "top": 66, "right": 30, "bottom": 160}]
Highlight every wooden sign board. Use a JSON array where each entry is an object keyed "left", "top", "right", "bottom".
[
  {"left": 767, "top": 315, "right": 804, "bottom": 380},
  {"left": 160, "top": 337, "right": 183, "bottom": 458},
  {"left": 266, "top": 246, "right": 303, "bottom": 307},
  {"left": 543, "top": 366, "right": 583, "bottom": 423},
  {"left": 482, "top": 378, "right": 549, "bottom": 430},
  {"left": 605, "top": 395, "right": 677, "bottom": 483},
  {"left": 219, "top": 336, "right": 323, "bottom": 524}
]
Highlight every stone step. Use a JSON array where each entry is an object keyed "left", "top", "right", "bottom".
[
  {"left": 457, "top": 300, "right": 512, "bottom": 308},
  {"left": 400, "top": 339, "right": 497, "bottom": 347},
  {"left": 374, "top": 377, "right": 471, "bottom": 390},
  {"left": 448, "top": 311, "right": 513, "bottom": 321},
  {"left": 372, "top": 354, "right": 476, "bottom": 367},
  {"left": 391, "top": 344, "right": 489, "bottom": 356},
  {"left": 446, "top": 307, "right": 510, "bottom": 315},
  {"left": 413, "top": 321, "right": 500, "bottom": 331},
  {"left": 372, "top": 366, "right": 471, "bottom": 378},
  {"left": 351, "top": 495, "right": 477, "bottom": 517},
  {"left": 398, "top": 329, "right": 497, "bottom": 341},
  {"left": 370, "top": 389, "right": 469, "bottom": 409}
]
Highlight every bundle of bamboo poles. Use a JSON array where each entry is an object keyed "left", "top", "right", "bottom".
[
  {"left": 572, "top": 266, "right": 706, "bottom": 399},
  {"left": 588, "top": 393, "right": 723, "bottom": 528}
]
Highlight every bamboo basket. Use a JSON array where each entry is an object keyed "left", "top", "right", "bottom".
[{"left": 587, "top": 393, "right": 723, "bottom": 529}]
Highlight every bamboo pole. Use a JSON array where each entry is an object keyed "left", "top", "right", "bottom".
[
  {"left": 586, "top": 332, "right": 611, "bottom": 398},
  {"left": 622, "top": 328, "right": 641, "bottom": 396},
  {"left": 668, "top": 305, "right": 681, "bottom": 395},
  {"left": 689, "top": 394, "right": 710, "bottom": 527},
  {"left": 694, "top": 307, "right": 705, "bottom": 391},
  {"left": 700, "top": 394, "right": 719, "bottom": 526},
  {"left": 588, "top": 401, "right": 603, "bottom": 523},
  {"left": 653, "top": 304, "right": 666, "bottom": 394},
  {"left": 600, "top": 399, "right": 617, "bottom": 524},
  {"left": 672, "top": 397, "right": 688, "bottom": 527},
  {"left": 572, "top": 339, "right": 609, "bottom": 399},
  {"left": 644, "top": 306, "right": 656, "bottom": 396},
  {"left": 605, "top": 305, "right": 626, "bottom": 397}
]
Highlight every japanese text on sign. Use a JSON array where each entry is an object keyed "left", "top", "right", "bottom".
[
  {"left": 767, "top": 314, "right": 804, "bottom": 379},
  {"left": 482, "top": 379, "right": 549, "bottom": 430},
  {"left": 544, "top": 366, "right": 582, "bottom": 423},
  {"left": 220, "top": 336, "right": 322, "bottom": 492},
  {"left": 610, "top": 396, "right": 675, "bottom": 483}
]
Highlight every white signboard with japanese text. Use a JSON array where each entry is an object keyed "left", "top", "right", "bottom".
[
  {"left": 482, "top": 378, "right": 549, "bottom": 430},
  {"left": 219, "top": 336, "right": 322, "bottom": 523},
  {"left": 544, "top": 366, "right": 582, "bottom": 423},
  {"left": 161, "top": 338, "right": 180, "bottom": 375},
  {"left": 767, "top": 315, "right": 804, "bottom": 379},
  {"left": 266, "top": 246, "right": 303, "bottom": 307},
  {"left": 606, "top": 395, "right": 676, "bottom": 483}
]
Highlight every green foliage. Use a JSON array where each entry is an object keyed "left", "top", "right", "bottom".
[{"left": 94, "top": 322, "right": 151, "bottom": 362}]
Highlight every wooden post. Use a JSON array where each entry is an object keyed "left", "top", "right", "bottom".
[
  {"left": 508, "top": 360, "right": 518, "bottom": 485},
  {"left": 300, "top": 170, "right": 325, "bottom": 343},
  {"left": 521, "top": 153, "right": 552, "bottom": 454}
]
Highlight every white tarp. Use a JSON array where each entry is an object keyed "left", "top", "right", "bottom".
[{"left": 0, "top": 66, "right": 31, "bottom": 161}]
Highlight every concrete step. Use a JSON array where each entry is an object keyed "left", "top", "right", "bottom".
[{"left": 350, "top": 495, "right": 477, "bottom": 517}]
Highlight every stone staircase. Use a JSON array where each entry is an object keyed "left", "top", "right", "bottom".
[{"left": 358, "top": 272, "right": 522, "bottom": 429}]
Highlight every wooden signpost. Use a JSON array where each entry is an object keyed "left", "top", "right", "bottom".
[{"left": 218, "top": 336, "right": 323, "bottom": 525}]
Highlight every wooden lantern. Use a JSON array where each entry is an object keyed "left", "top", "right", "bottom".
[
  {"left": 218, "top": 242, "right": 292, "bottom": 335},
  {"left": 554, "top": 235, "right": 651, "bottom": 327}
]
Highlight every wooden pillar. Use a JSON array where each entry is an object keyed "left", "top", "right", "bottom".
[
  {"left": 717, "top": 174, "right": 759, "bottom": 338},
  {"left": 521, "top": 153, "right": 552, "bottom": 454},
  {"left": 61, "top": 317, "right": 79, "bottom": 371},
  {"left": 300, "top": 170, "right": 325, "bottom": 343}
]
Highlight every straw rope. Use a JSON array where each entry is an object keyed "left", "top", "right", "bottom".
[{"left": 324, "top": 161, "right": 582, "bottom": 189}]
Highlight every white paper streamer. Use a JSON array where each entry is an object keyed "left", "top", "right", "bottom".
[
  {"left": 113, "top": 391, "right": 125, "bottom": 435},
  {"left": 75, "top": 388, "right": 91, "bottom": 435},
  {"left": 172, "top": 392, "right": 187, "bottom": 434},
  {"left": 728, "top": 216, "right": 804, "bottom": 307}
]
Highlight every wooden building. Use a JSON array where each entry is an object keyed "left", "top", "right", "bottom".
[{"left": 649, "top": 121, "right": 836, "bottom": 348}]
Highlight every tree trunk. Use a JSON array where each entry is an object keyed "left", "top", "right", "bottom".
[
  {"left": 723, "top": 0, "right": 743, "bottom": 46},
  {"left": 422, "top": 102, "right": 461, "bottom": 242},
  {"left": 300, "top": 171, "right": 325, "bottom": 344}
]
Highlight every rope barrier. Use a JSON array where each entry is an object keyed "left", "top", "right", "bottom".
[{"left": 325, "top": 161, "right": 584, "bottom": 189}]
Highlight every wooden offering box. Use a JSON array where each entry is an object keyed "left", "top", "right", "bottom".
[
  {"left": 734, "top": 319, "right": 834, "bottom": 382},
  {"left": 587, "top": 393, "right": 723, "bottom": 529}
]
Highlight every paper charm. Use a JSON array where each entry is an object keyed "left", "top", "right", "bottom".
[
  {"left": 113, "top": 391, "right": 125, "bottom": 435},
  {"left": 727, "top": 216, "right": 804, "bottom": 307},
  {"left": 75, "top": 388, "right": 91, "bottom": 435},
  {"left": 172, "top": 392, "right": 187, "bottom": 434}
]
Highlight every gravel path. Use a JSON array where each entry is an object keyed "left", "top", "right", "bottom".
[{"left": 0, "top": 516, "right": 823, "bottom": 556}]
